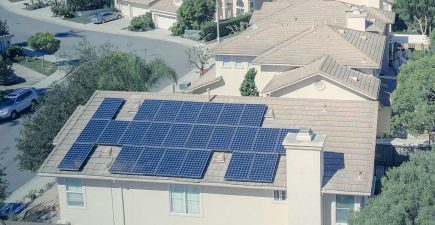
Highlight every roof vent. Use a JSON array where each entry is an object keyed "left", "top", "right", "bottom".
[
  {"left": 264, "top": 107, "right": 275, "bottom": 119},
  {"left": 338, "top": 29, "right": 345, "bottom": 34},
  {"left": 214, "top": 152, "right": 225, "bottom": 163},
  {"left": 360, "top": 35, "right": 367, "bottom": 40},
  {"left": 350, "top": 74, "right": 359, "bottom": 82},
  {"left": 100, "top": 146, "right": 113, "bottom": 158},
  {"left": 296, "top": 128, "right": 314, "bottom": 142}
]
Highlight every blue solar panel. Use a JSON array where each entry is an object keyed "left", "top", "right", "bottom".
[
  {"left": 207, "top": 126, "right": 235, "bottom": 151},
  {"left": 76, "top": 119, "right": 110, "bottom": 143},
  {"left": 275, "top": 128, "right": 299, "bottom": 154},
  {"left": 134, "top": 100, "right": 162, "bottom": 121},
  {"left": 110, "top": 146, "right": 143, "bottom": 173},
  {"left": 229, "top": 127, "right": 258, "bottom": 151},
  {"left": 224, "top": 152, "right": 254, "bottom": 181},
  {"left": 58, "top": 143, "right": 95, "bottom": 171},
  {"left": 141, "top": 122, "right": 172, "bottom": 146},
  {"left": 132, "top": 147, "right": 165, "bottom": 175},
  {"left": 97, "top": 120, "right": 130, "bottom": 145},
  {"left": 252, "top": 128, "right": 280, "bottom": 153},
  {"left": 155, "top": 148, "right": 187, "bottom": 176},
  {"left": 154, "top": 101, "right": 183, "bottom": 122},
  {"left": 196, "top": 103, "right": 224, "bottom": 124},
  {"left": 248, "top": 153, "right": 279, "bottom": 182},
  {"left": 185, "top": 125, "right": 213, "bottom": 149},
  {"left": 92, "top": 98, "right": 125, "bottom": 120},
  {"left": 119, "top": 121, "right": 150, "bottom": 146},
  {"left": 175, "top": 101, "right": 203, "bottom": 123},
  {"left": 217, "top": 104, "right": 244, "bottom": 125},
  {"left": 163, "top": 123, "right": 192, "bottom": 148},
  {"left": 178, "top": 150, "right": 212, "bottom": 178},
  {"left": 239, "top": 104, "right": 267, "bottom": 127}
]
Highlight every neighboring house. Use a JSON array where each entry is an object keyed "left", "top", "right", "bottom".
[
  {"left": 114, "top": 0, "right": 159, "bottom": 18},
  {"left": 39, "top": 90, "right": 379, "bottom": 225},
  {"left": 149, "top": 0, "right": 180, "bottom": 29},
  {"left": 337, "top": 0, "right": 394, "bottom": 11},
  {"left": 0, "top": 34, "right": 13, "bottom": 51}
]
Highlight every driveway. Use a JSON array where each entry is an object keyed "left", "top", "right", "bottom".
[{"left": 0, "top": 64, "right": 47, "bottom": 92}]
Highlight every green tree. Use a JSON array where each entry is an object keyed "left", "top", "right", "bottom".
[
  {"left": 171, "top": 0, "right": 215, "bottom": 35},
  {"left": 0, "top": 57, "right": 14, "bottom": 83},
  {"left": 391, "top": 54, "right": 435, "bottom": 137},
  {"left": 393, "top": 0, "right": 435, "bottom": 34},
  {"left": 28, "top": 32, "right": 61, "bottom": 67},
  {"left": 185, "top": 46, "right": 211, "bottom": 75},
  {"left": 0, "top": 18, "right": 8, "bottom": 36},
  {"left": 16, "top": 41, "right": 177, "bottom": 171},
  {"left": 349, "top": 149, "right": 435, "bottom": 225},
  {"left": 129, "top": 13, "right": 155, "bottom": 31},
  {"left": 240, "top": 68, "right": 259, "bottom": 96}
]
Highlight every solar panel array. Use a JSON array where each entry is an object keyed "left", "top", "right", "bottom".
[{"left": 59, "top": 98, "right": 298, "bottom": 183}]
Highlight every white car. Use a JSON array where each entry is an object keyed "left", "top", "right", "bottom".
[{"left": 0, "top": 88, "right": 39, "bottom": 120}]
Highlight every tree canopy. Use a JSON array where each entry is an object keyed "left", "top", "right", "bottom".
[
  {"left": 0, "top": 18, "right": 8, "bottom": 36},
  {"left": 391, "top": 53, "right": 435, "bottom": 136},
  {"left": 171, "top": 0, "right": 215, "bottom": 35},
  {"left": 349, "top": 149, "right": 435, "bottom": 225},
  {"left": 393, "top": 0, "right": 435, "bottom": 34},
  {"left": 0, "top": 57, "right": 14, "bottom": 83},
  {"left": 16, "top": 41, "right": 177, "bottom": 171},
  {"left": 240, "top": 68, "right": 259, "bottom": 96},
  {"left": 28, "top": 32, "right": 61, "bottom": 54},
  {"left": 185, "top": 46, "right": 211, "bottom": 75}
]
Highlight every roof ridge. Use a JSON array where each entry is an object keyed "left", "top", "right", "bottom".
[{"left": 252, "top": 0, "right": 308, "bottom": 26}]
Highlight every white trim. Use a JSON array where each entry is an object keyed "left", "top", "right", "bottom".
[
  {"left": 169, "top": 184, "right": 203, "bottom": 217},
  {"left": 65, "top": 178, "right": 87, "bottom": 209}
]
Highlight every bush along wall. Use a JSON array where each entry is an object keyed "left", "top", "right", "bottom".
[{"left": 200, "top": 14, "right": 252, "bottom": 41}]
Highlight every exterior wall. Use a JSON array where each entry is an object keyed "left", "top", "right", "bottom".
[
  {"left": 377, "top": 106, "right": 392, "bottom": 137},
  {"left": 58, "top": 178, "right": 288, "bottom": 225},
  {"left": 117, "top": 1, "right": 150, "bottom": 18},
  {"left": 269, "top": 77, "right": 368, "bottom": 101}
]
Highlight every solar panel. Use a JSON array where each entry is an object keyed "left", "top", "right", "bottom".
[
  {"left": 134, "top": 100, "right": 162, "bottom": 121},
  {"left": 207, "top": 126, "right": 235, "bottom": 151},
  {"left": 239, "top": 104, "right": 267, "bottom": 127},
  {"left": 97, "top": 120, "right": 130, "bottom": 145},
  {"left": 155, "top": 148, "right": 187, "bottom": 176},
  {"left": 154, "top": 101, "right": 183, "bottom": 122},
  {"left": 224, "top": 152, "right": 254, "bottom": 181},
  {"left": 185, "top": 125, "right": 213, "bottom": 149},
  {"left": 109, "top": 146, "right": 143, "bottom": 173},
  {"left": 92, "top": 98, "right": 125, "bottom": 120},
  {"left": 58, "top": 143, "right": 95, "bottom": 171},
  {"left": 248, "top": 153, "right": 279, "bottom": 182},
  {"left": 252, "top": 128, "right": 280, "bottom": 153},
  {"left": 163, "top": 123, "right": 192, "bottom": 148},
  {"left": 217, "top": 104, "right": 244, "bottom": 125},
  {"left": 178, "top": 150, "right": 212, "bottom": 178},
  {"left": 196, "top": 103, "right": 224, "bottom": 124},
  {"left": 141, "top": 122, "right": 172, "bottom": 146},
  {"left": 229, "top": 127, "right": 258, "bottom": 151},
  {"left": 175, "top": 101, "right": 203, "bottom": 123},
  {"left": 119, "top": 121, "right": 150, "bottom": 146},
  {"left": 76, "top": 119, "right": 110, "bottom": 143},
  {"left": 275, "top": 128, "right": 298, "bottom": 154},
  {"left": 132, "top": 147, "right": 165, "bottom": 175}
]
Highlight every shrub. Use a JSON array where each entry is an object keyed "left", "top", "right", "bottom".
[
  {"left": 5, "top": 46, "right": 24, "bottom": 62},
  {"left": 51, "top": 4, "right": 76, "bottom": 18},
  {"left": 172, "top": 0, "right": 215, "bottom": 35},
  {"left": 170, "top": 22, "right": 185, "bottom": 36},
  {"left": 128, "top": 13, "right": 155, "bottom": 31},
  {"left": 200, "top": 14, "right": 252, "bottom": 41}
]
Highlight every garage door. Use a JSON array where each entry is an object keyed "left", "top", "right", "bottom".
[
  {"left": 120, "top": 3, "right": 130, "bottom": 17},
  {"left": 156, "top": 14, "right": 176, "bottom": 29}
]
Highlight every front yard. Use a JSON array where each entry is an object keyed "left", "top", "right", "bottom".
[
  {"left": 64, "top": 15, "right": 93, "bottom": 24},
  {"left": 18, "top": 58, "right": 58, "bottom": 76}
]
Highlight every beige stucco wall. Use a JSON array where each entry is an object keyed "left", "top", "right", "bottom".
[
  {"left": 377, "top": 106, "right": 392, "bottom": 137},
  {"left": 268, "top": 76, "right": 368, "bottom": 101},
  {"left": 58, "top": 178, "right": 288, "bottom": 225}
]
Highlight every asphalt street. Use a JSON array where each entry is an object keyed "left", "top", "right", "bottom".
[{"left": 0, "top": 5, "right": 192, "bottom": 193}]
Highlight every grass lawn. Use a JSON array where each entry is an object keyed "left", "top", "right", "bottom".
[
  {"left": 18, "top": 58, "right": 58, "bottom": 76},
  {"left": 64, "top": 15, "right": 93, "bottom": 24}
]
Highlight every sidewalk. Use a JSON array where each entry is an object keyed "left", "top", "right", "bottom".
[{"left": 0, "top": 1, "right": 201, "bottom": 47}]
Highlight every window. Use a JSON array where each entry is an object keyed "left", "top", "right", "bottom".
[
  {"left": 336, "top": 195, "right": 354, "bottom": 224},
  {"left": 170, "top": 185, "right": 201, "bottom": 215},
  {"left": 248, "top": 57, "right": 255, "bottom": 68},
  {"left": 249, "top": 1, "right": 255, "bottom": 12},
  {"left": 235, "top": 56, "right": 244, "bottom": 68},
  {"left": 65, "top": 179, "right": 85, "bottom": 207},
  {"left": 274, "top": 190, "right": 286, "bottom": 201},
  {"left": 223, "top": 56, "right": 231, "bottom": 67}
]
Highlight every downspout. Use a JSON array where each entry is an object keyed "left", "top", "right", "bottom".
[{"left": 121, "top": 181, "right": 126, "bottom": 225}]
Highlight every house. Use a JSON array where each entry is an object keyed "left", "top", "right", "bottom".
[
  {"left": 0, "top": 34, "right": 13, "bottom": 51},
  {"left": 115, "top": 0, "right": 264, "bottom": 29},
  {"left": 38, "top": 90, "right": 379, "bottom": 225}
]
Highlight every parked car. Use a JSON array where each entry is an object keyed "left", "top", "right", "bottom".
[
  {"left": 0, "top": 87, "right": 40, "bottom": 120},
  {"left": 92, "top": 12, "right": 121, "bottom": 24},
  {"left": 0, "top": 203, "right": 28, "bottom": 220}
]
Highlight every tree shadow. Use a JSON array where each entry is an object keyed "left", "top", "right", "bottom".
[
  {"left": 55, "top": 30, "right": 84, "bottom": 38},
  {"left": 322, "top": 151, "right": 345, "bottom": 186}
]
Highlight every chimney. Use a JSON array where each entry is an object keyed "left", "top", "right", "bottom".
[
  {"left": 283, "top": 128, "right": 326, "bottom": 225},
  {"left": 346, "top": 8, "right": 367, "bottom": 31}
]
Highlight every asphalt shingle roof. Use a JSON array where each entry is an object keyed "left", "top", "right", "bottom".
[{"left": 39, "top": 91, "right": 378, "bottom": 195}]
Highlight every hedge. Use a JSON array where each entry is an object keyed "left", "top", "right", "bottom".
[{"left": 200, "top": 14, "right": 252, "bottom": 41}]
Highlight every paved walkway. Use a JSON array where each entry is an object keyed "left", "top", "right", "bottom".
[{"left": 0, "top": 0, "right": 200, "bottom": 47}]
